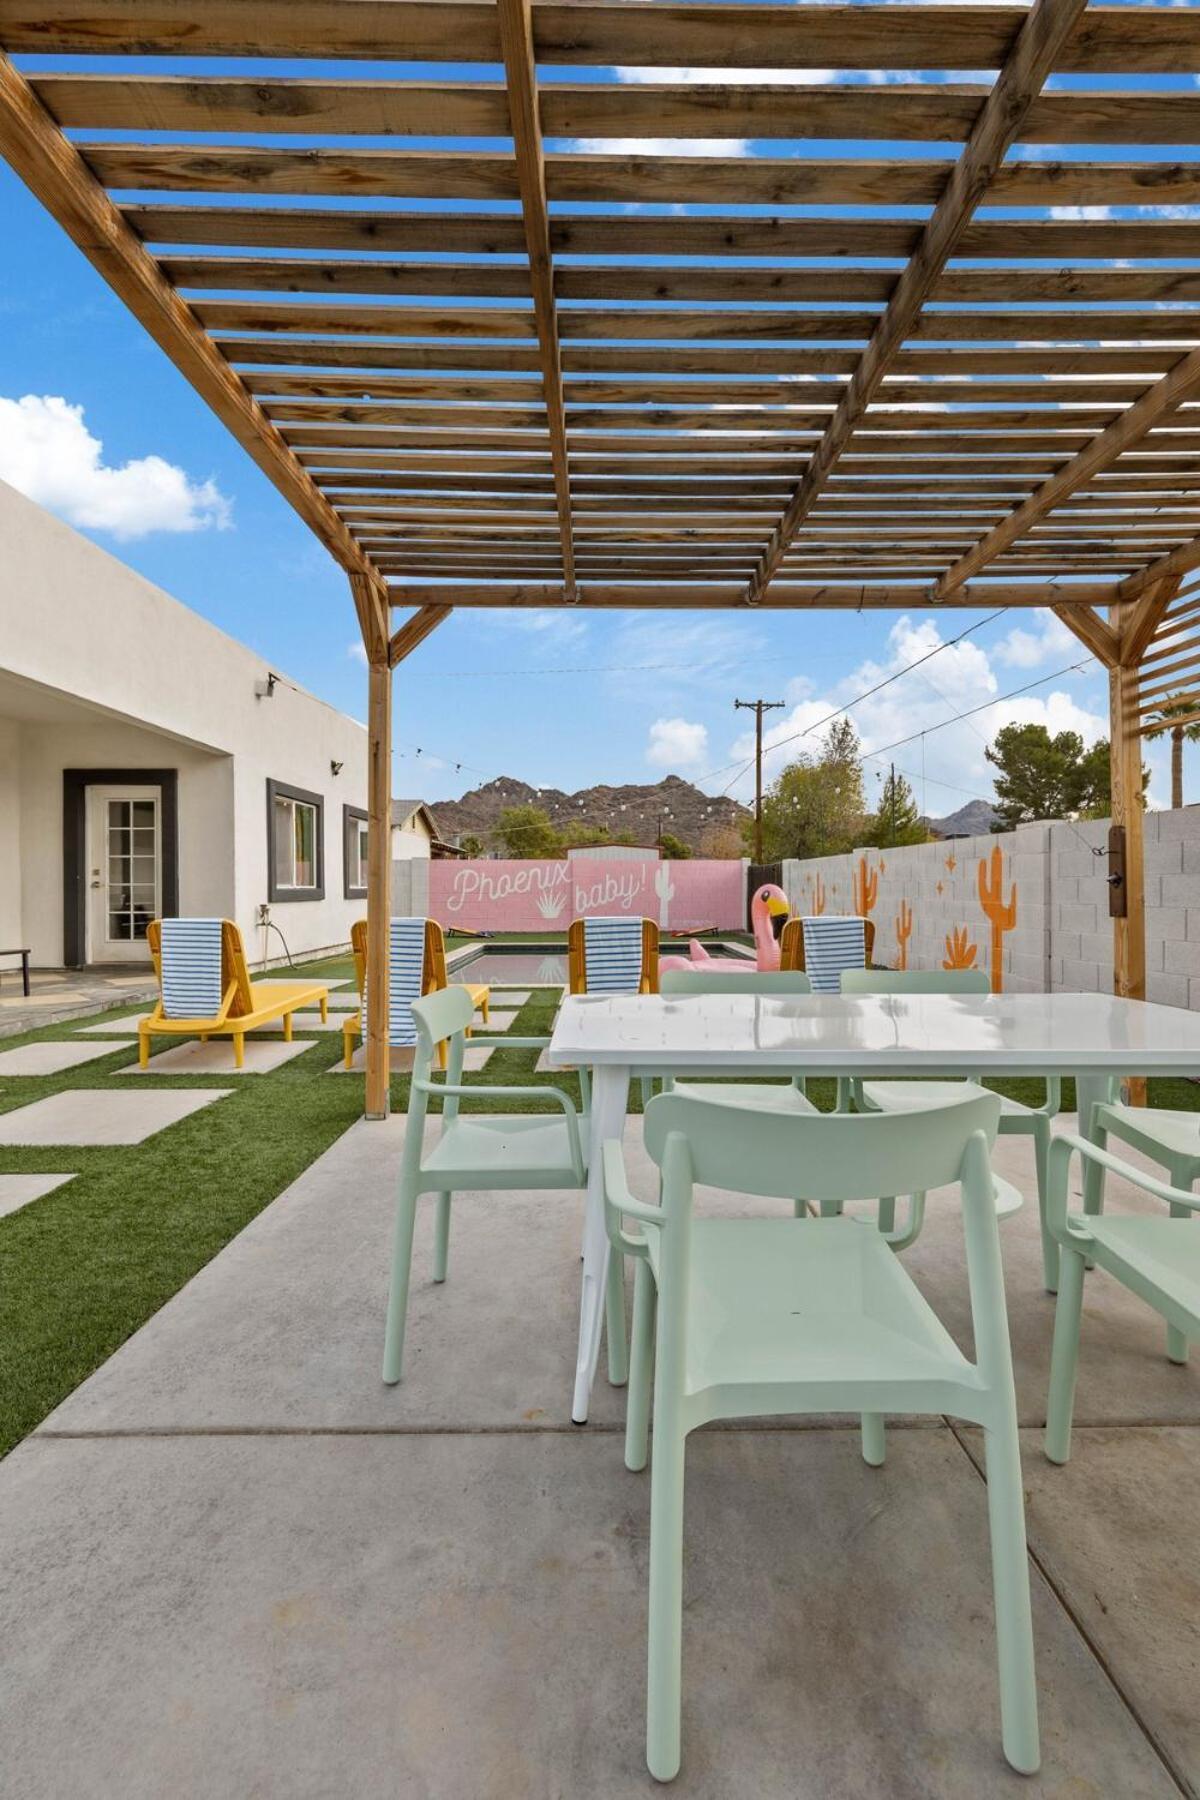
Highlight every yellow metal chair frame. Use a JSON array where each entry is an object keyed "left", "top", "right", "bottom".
[{"left": 140, "top": 918, "right": 329, "bottom": 1069}]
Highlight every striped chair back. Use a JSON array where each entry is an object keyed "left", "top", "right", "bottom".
[
  {"left": 581, "top": 915, "right": 646, "bottom": 993},
  {"left": 359, "top": 917, "right": 427, "bottom": 1047},
  {"left": 159, "top": 917, "right": 224, "bottom": 1019},
  {"left": 799, "top": 915, "right": 867, "bottom": 994}
]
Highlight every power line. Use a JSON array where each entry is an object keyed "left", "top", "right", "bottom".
[{"left": 698, "top": 605, "right": 1011, "bottom": 788}]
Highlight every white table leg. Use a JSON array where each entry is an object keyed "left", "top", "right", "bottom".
[{"left": 572, "top": 1061, "right": 631, "bottom": 1424}]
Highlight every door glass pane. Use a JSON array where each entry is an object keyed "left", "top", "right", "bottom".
[
  {"left": 354, "top": 820, "right": 368, "bottom": 888},
  {"left": 101, "top": 795, "right": 156, "bottom": 947}
]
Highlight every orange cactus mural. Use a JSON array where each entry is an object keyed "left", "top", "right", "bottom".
[
  {"left": 852, "top": 854, "right": 879, "bottom": 918},
  {"left": 943, "top": 926, "right": 978, "bottom": 971},
  {"left": 812, "top": 872, "right": 826, "bottom": 916},
  {"left": 895, "top": 898, "right": 913, "bottom": 971},
  {"left": 936, "top": 880, "right": 944, "bottom": 896},
  {"left": 945, "top": 853, "right": 957, "bottom": 873},
  {"left": 977, "top": 844, "right": 1017, "bottom": 994}
]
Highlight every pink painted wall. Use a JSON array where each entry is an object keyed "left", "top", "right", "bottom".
[{"left": 429, "top": 857, "right": 745, "bottom": 933}]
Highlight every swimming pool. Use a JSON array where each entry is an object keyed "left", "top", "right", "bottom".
[{"left": 447, "top": 940, "right": 754, "bottom": 988}]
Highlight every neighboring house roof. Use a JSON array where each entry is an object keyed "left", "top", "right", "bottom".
[{"left": 390, "top": 799, "right": 441, "bottom": 838}]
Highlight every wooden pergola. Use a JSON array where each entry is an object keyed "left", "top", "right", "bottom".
[{"left": 3, "top": 0, "right": 1200, "bottom": 1115}]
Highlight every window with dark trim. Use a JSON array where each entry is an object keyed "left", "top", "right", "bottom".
[
  {"left": 267, "top": 779, "right": 325, "bottom": 902},
  {"left": 343, "top": 804, "right": 369, "bottom": 899}
]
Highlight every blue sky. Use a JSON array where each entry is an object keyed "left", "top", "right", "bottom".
[{"left": 2, "top": 41, "right": 1196, "bottom": 818}]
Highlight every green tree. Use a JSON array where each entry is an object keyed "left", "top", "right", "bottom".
[
  {"left": 657, "top": 831, "right": 693, "bottom": 860},
  {"left": 559, "top": 819, "right": 611, "bottom": 850},
  {"left": 867, "top": 768, "right": 927, "bottom": 847},
  {"left": 751, "top": 716, "right": 867, "bottom": 860},
  {"left": 493, "top": 804, "right": 562, "bottom": 857},
  {"left": 1149, "top": 694, "right": 1200, "bottom": 809},
  {"left": 985, "top": 723, "right": 1109, "bottom": 827},
  {"left": 459, "top": 832, "right": 485, "bottom": 857}
]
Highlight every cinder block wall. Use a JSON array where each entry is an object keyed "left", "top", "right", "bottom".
[{"left": 781, "top": 805, "right": 1200, "bottom": 1007}]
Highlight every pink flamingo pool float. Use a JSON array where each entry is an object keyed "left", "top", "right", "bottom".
[{"left": 660, "top": 882, "right": 790, "bottom": 974}]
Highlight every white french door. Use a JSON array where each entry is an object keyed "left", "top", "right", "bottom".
[{"left": 86, "top": 786, "right": 161, "bottom": 963}]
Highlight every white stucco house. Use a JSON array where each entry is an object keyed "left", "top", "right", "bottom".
[{"left": 0, "top": 479, "right": 371, "bottom": 971}]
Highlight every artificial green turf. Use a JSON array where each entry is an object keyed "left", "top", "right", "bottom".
[
  {"left": 2, "top": 960, "right": 1197, "bottom": 1461},
  {"left": 0, "top": 964, "right": 583, "bottom": 1459}
]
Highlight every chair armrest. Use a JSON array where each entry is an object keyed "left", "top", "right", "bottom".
[
  {"left": 418, "top": 1076, "right": 585, "bottom": 1179},
  {"left": 1047, "top": 1130, "right": 1200, "bottom": 1243},
  {"left": 602, "top": 1139, "right": 663, "bottom": 1260}
]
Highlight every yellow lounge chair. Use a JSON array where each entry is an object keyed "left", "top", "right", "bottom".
[
  {"left": 140, "top": 918, "right": 329, "bottom": 1069},
  {"left": 780, "top": 914, "right": 875, "bottom": 974},
  {"left": 342, "top": 918, "right": 490, "bottom": 1070}
]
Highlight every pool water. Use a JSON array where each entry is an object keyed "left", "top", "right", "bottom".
[{"left": 448, "top": 941, "right": 753, "bottom": 988}]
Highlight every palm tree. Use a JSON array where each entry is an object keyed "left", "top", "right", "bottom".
[{"left": 1150, "top": 695, "right": 1200, "bottom": 809}]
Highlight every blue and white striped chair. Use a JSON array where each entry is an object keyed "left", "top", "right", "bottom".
[
  {"left": 568, "top": 915, "right": 659, "bottom": 1107},
  {"left": 343, "top": 916, "right": 428, "bottom": 1070}
]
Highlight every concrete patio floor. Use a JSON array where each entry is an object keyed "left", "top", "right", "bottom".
[{"left": 1, "top": 1112, "right": 1196, "bottom": 1798}]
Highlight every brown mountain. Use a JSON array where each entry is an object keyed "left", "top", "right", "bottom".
[{"left": 433, "top": 774, "right": 749, "bottom": 855}]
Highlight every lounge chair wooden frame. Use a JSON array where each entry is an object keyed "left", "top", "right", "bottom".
[
  {"left": 779, "top": 916, "right": 875, "bottom": 973},
  {"left": 567, "top": 917, "right": 659, "bottom": 996},
  {"left": 342, "top": 917, "right": 490, "bottom": 1069},
  {"left": 140, "top": 918, "right": 329, "bottom": 1068}
]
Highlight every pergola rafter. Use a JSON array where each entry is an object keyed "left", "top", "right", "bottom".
[{"left": 6, "top": 0, "right": 1200, "bottom": 1112}]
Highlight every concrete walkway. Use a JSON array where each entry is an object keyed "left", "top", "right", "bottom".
[
  {"left": 0, "top": 965, "right": 156, "bottom": 1037},
  {"left": 1, "top": 1113, "right": 1196, "bottom": 1798}
]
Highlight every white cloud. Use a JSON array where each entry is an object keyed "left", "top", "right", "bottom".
[
  {"left": 561, "top": 136, "right": 752, "bottom": 157},
  {"left": 475, "top": 607, "right": 587, "bottom": 644},
  {"left": 992, "top": 612, "right": 1076, "bottom": 669},
  {"left": 347, "top": 639, "right": 369, "bottom": 667},
  {"left": 721, "top": 614, "right": 1108, "bottom": 817},
  {"left": 0, "top": 394, "right": 231, "bottom": 539},
  {"left": 647, "top": 716, "right": 709, "bottom": 769}
]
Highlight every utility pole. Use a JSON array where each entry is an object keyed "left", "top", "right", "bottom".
[
  {"left": 735, "top": 697, "right": 785, "bottom": 863},
  {"left": 889, "top": 761, "right": 897, "bottom": 847}
]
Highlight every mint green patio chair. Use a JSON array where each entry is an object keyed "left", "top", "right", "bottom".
[
  {"left": 1061, "top": 1102, "right": 1199, "bottom": 1370},
  {"left": 604, "top": 1089, "right": 1038, "bottom": 1781},
  {"left": 840, "top": 968, "right": 1061, "bottom": 1284},
  {"left": 1045, "top": 1128, "right": 1200, "bottom": 1464},
  {"left": 658, "top": 967, "right": 816, "bottom": 1115},
  {"left": 381, "top": 984, "right": 623, "bottom": 1385}
]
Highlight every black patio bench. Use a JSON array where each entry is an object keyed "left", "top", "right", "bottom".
[{"left": 0, "top": 948, "right": 31, "bottom": 997}]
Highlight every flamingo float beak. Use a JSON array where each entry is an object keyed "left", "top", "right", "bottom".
[{"left": 765, "top": 895, "right": 789, "bottom": 918}]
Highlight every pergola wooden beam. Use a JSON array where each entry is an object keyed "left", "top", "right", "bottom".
[
  {"left": 389, "top": 603, "right": 452, "bottom": 667},
  {"left": 384, "top": 581, "right": 1113, "bottom": 610},
  {"left": 3, "top": 1, "right": 1197, "bottom": 71},
  {"left": 935, "top": 349, "right": 1200, "bottom": 599},
  {"left": 742, "top": 0, "right": 1089, "bottom": 607},
  {"left": 0, "top": 54, "right": 382, "bottom": 593},
  {"left": 496, "top": 0, "right": 575, "bottom": 600}
]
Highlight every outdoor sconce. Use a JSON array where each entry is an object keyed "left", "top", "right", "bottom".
[
  {"left": 254, "top": 673, "right": 278, "bottom": 699},
  {"left": 330, "top": 760, "right": 344, "bottom": 777}
]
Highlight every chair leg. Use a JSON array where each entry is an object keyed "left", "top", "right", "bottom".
[
  {"left": 646, "top": 1421, "right": 686, "bottom": 1782},
  {"left": 432, "top": 1192, "right": 452, "bottom": 1283},
  {"left": 1166, "top": 1160, "right": 1192, "bottom": 1365},
  {"left": 639, "top": 1077, "right": 653, "bottom": 1109},
  {"left": 1045, "top": 1245, "right": 1086, "bottom": 1465},
  {"left": 138, "top": 1027, "right": 150, "bottom": 1070},
  {"left": 233, "top": 1032, "right": 244, "bottom": 1070},
  {"left": 625, "top": 1260, "right": 655, "bottom": 1472},
  {"left": 1033, "top": 1120, "right": 1057, "bottom": 1294},
  {"left": 982, "top": 1410, "right": 1040, "bottom": 1775},
  {"left": 876, "top": 1196, "right": 896, "bottom": 1235},
  {"left": 320, "top": 995, "right": 328, "bottom": 1022},
  {"left": 860, "top": 1413, "right": 885, "bottom": 1467},
  {"left": 606, "top": 1247, "right": 629, "bottom": 1387},
  {"left": 382, "top": 1173, "right": 421, "bottom": 1385}
]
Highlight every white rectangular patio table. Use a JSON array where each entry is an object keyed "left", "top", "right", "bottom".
[{"left": 546, "top": 988, "right": 1200, "bottom": 1423}]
